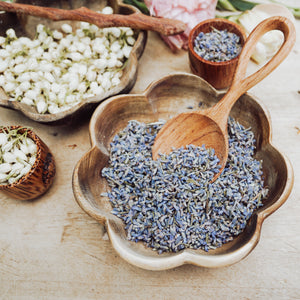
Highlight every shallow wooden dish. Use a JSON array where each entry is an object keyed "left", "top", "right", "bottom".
[
  {"left": 72, "top": 73, "right": 294, "bottom": 270},
  {"left": 0, "top": 126, "right": 55, "bottom": 200},
  {"left": 0, "top": 0, "right": 147, "bottom": 125},
  {"left": 188, "top": 18, "right": 247, "bottom": 90}
]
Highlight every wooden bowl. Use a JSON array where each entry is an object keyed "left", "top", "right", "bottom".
[
  {"left": 0, "top": 126, "right": 55, "bottom": 200},
  {"left": 0, "top": 0, "right": 147, "bottom": 125},
  {"left": 72, "top": 73, "right": 293, "bottom": 270},
  {"left": 188, "top": 18, "right": 247, "bottom": 90}
]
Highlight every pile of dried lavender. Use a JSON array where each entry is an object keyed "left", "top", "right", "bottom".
[
  {"left": 194, "top": 28, "right": 242, "bottom": 62},
  {"left": 102, "top": 118, "right": 268, "bottom": 253}
]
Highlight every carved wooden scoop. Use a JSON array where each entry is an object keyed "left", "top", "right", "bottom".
[
  {"left": 152, "top": 16, "right": 296, "bottom": 180},
  {"left": 0, "top": 1, "right": 186, "bottom": 36}
]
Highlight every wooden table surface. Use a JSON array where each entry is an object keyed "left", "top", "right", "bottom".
[{"left": 0, "top": 17, "right": 299, "bottom": 300}]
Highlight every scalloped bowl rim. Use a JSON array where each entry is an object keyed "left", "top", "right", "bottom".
[{"left": 73, "top": 72, "right": 294, "bottom": 270}]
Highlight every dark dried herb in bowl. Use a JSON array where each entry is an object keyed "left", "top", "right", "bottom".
[{"left": 102, "top": 117, "right": 268, "bottom": 254}]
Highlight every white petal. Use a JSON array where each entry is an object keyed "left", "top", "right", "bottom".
[{"left": 0, "top": 163, "right": 12, "bottom": 173}]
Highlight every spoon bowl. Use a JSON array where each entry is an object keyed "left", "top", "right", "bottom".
[{"left": 153, "top": 16, "right": 296, "bottom": 179}]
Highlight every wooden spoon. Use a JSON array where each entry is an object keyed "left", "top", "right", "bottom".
[
  {"left": 152, "top": 16, "right": 296, "bottom": 180},
  {"left": 0, "top": 1, "right": 186, "bottom": 36}
]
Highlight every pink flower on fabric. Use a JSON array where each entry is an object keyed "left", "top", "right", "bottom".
[{"left": 144, "top": 0, "right": 218, "bottom": 51}]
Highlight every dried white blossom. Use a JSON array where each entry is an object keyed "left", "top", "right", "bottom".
[
  {"left": 0, "top": 6, "right": 136, "bottom": 114},
  {"left": 0, "top": 127, "right": 37, "bottom": 185}
]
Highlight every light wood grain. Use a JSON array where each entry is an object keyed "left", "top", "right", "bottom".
[{"left": 0, "top": 8, "right": 300, "bottom": 300}]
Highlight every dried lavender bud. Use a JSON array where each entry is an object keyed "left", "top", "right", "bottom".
[
  {"left": 194, "top": 28, "right": 242, "bottom": 62},
  {"left": 102, "top": 118, "right": 268, "bottom": 254}
]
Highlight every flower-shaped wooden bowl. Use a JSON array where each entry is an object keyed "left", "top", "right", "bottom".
[
  {"left": 72, "top": 73, "right": 293, "bottom": 270},
  {"left": 188, "top": 18, "right": 247, "bottom": 90},
  {"left": 0, "top": 126, "right": 55, "bottom": 200},
  {"left": 0, "top": 0, "right": 147, "bottom": 125}
]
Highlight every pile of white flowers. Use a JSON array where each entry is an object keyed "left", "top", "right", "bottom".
[
  {"left": 0, "top": 6, "right": 135, "bottom": 114},
  {"left": 0, "top": 127, "right": 37, "bottom": 185}
]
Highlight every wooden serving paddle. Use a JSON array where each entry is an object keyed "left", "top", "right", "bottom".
[
  {"left": 152, "top": 16, "right": 296, "bottom": 180},
  {"left": 0, "top": 1, "right": 186, "bottom": 36}
]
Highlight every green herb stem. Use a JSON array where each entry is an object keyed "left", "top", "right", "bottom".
[{"left": 123, "top": 0, "right": 150, "bottom": 15}]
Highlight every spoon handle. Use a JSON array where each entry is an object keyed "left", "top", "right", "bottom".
[
  {"left": 0, "top": 1, "right": 186, "bottom": 36},
  {"left": 210, "top": 16, "right": 296, "bottom": 124}
]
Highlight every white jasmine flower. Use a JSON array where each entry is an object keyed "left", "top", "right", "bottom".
[
  {"left": 0, "top": 60, "right": 8, "bottom": 73},
  {"left": 111, "top": 76, "right": 121, "bottom": 86},
  {"left": 102, "top": 6, "right": 113, "bottom": 14},
  {"left": 0, "top": 49, "right": 10, "bottom": 58},
  {"left": 110, "top": 28, "right": 121, "bottom": 38},
  {"left": 124, "top": 28, "right": 134, "bottom": 36},
  {"left": 68, "top": 52, "right": 83, "bottom": 62},
  {"left": 94, "top": 58, "right": 107, "bottom": 69},
  {"left": 0, "top": 133, "right": 8, "bottom": 145},
  {"left": 13, "top": 64, "right": 27, "bottom": 74},
  {"left": 127, "top": 36, "right": 135, "bottom": 46},
  {"left": 111, "top": 41, "right": 122, "bottom": 53},
  {"left": 6, "top": 28, "right": 16, "bottom": 38},
  {"left": 3, "top": 152, "right": 16, "bottom": 163},
  {"left": 61, "top": 23, "right": 73, "bottom": 34},
  {"left": 13, "top": 148, "right": 27, "bottom": 162},
  {"left": 0, "top": 37, "right": 6, "bottom": 45},
  {"left": 0, "top": 75, "right": 5, "bottom": 86},
  {"left": 86, "top": 69, "right": 96, "bottom": 82},
  {"left": 4, "top": 82, "right": 16, "bottom": 93},
  {"left": 50, "top": 83, "right": 61, "bottom": 94},
  {"left": 122, "top": 45, "right": 132, "bottom": 58},
  {"left": 66, "top": 94, "right": 76, "bottom": 104},
  {"left": 83, "top": 47, "right": 92, "bottom": 59},
  {"left": 18, "top": 72, "right": 31, "bottom": 82},
  {"left": 101, "top": 77, "right": 112, "bottom": 90},
  {"left": 48, "top": 104, "right": 60, "bottom": 114},
  {"left": 36, "top": 24, "right": 45, "bottom": 33},
  {"left": 19, "top": 140, "right": 30, "bottom": 154},
  {"left": 53, "top": 30, "right": 63, "bottom": 40},
  {"left": 80, "top": 22, "right": 90, "bottom": 30},
  {"left": 26, "top": 138, "right": 37, "bottom": 155},
  {"left": 75, "top": 29, "right": 85, "bottom": 38},
  {"left": 29, "top": 155, "right": 36, "bottom": 166},
  {"left": 44, "top": 72, "right": 55, "bottom": 83},
  {"left": 19, "top": 81, "right": 31, "bottom": 92},
  {"left": 0, "top": 163, "right": 11, "bottom": 174},
  {"left": 0, "top": 173, "right": 8, "bottom": 183},
  {"left": 21, "top": 97, "right": 34, "bottom": 106},
  {"left": 20, "top": 164, "right": 32, "bottom": 176},
  {"left": 36, "top": 100, "right": 47, "bottom": 113},
  {"left": 77, "top": 82, "right": 87, "bottom": 93},
  {"left": 25, "top": 89, "right": 38, "bottom": 99}
]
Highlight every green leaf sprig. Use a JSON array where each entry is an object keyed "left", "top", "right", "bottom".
[
  {"left": 123, "top": 0, "right": 150, "bottom": 15},
  {"left": 217, "top": 0, "right": 300, "bottom": 18}
]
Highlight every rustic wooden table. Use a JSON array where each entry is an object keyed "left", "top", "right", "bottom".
[{"left": 0, "top": 18, "right": 299, "bottom": 300}]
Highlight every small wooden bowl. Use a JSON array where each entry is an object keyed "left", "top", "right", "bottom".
[
  {"left": 188, "top": 18, "right": 247, "bottom": 89},
  {"left": 72, "top": 73, "right": 294, "bottom": 270},
  {"left": 0, "top": 0, "right": 147, "bottom": 125},
  {"left": 0, "top": 126, "right": 55, "bottom": 200}
]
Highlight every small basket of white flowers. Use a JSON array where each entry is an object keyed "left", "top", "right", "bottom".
[{"left": 0, "top": 126, "right": 55, "bottom": 200}]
